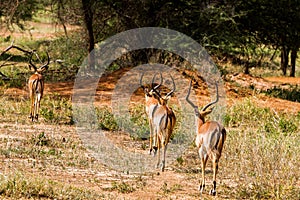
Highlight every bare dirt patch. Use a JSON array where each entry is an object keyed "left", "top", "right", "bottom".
[{"left": 265, "top": 76, "right": 300, "bottom": 85}]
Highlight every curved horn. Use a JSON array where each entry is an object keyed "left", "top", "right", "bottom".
[
  {"left": 201, "top": 82, "right": 219, "bottom": 111},
  {"left": 29, "top": 51, "right": 37, "bottom": 71},
  {"left": 151, "top": 72, "right": 163, "bottom": 99},
  {"left": 186, "top": 80, "right": 200, "bottom": 116},
  {"left": 40, "top": 51, "right": 50, "bottom": 68},
  {"left": 165, "top": 75, "right": 175, "bottom": 98},
  {"left": 140, "top": 73, "right": 145, "bottom": 90},
  {"left": 152, "top": 72, "right": 163, "bottom": 90}
]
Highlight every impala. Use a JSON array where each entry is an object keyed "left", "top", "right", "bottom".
[
  {"left": 186, "top": 80, "right": 226, "bottom": 196},
  {"left": 140, "top": 73, "right": 162, "bottom": 155},
  {"left": 150, "top": 75, "right": 176, "bottom": 172},
  {"left": 28, "top": 52, "right": 50, "bottom": 121}
]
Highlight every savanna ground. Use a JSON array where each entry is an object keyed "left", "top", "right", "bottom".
[{"left": 0, "top": 21, "right": 300, "bottom": 200}]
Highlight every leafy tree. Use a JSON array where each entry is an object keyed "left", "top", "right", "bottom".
[
  {"left": 46, "top": 0, "right": 300, "bottom": 75},
  {"left": 236, "top": 0, "right": 300, "bottom": 76},
  {"left": 0, "top": 0, "right": 40, "bottom": 30}
]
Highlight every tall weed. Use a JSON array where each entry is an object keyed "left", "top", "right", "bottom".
[{"left": 223, "top": 99, "right": 300, "bottom": 199}]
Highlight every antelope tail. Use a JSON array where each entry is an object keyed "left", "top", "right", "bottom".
[{"left": 212, "top": 125, "right": 226, "bottom": 157}]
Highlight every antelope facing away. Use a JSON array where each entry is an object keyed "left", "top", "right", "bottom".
[
  {"left": 150, "top": 75, "right": 176, "bottom": 172},
  {"left": 140, "top": 73, "right": 162, "bottom": 155},
  {"left": 186, "top": 80, "right": 226, "bottom": 196},
  {"left": 28, "top": 52, "right": 50, "bottom": 122}
]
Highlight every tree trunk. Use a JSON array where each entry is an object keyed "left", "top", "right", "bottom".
[
  {"left": 290, "top": 48, "right": 297, "bottom": 77},
  {"left": 57, "top": 0, "right": 68, "bottom": 37},
  {"left": 281, "top": 46, "right": 289, "bottom": 76},
  {"left": 82, "top": 0, "right": 95, "bottom": 70},
  {"left": 244, "top": 61, "right": 250, "bottom": 74}
]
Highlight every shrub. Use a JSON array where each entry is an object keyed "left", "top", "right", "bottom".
[
  {"left": 96, "top": 106, "right": 118, "bottom": 131},
  {"left": 264, "top": 85, "right": 300, "bottom": 102}
]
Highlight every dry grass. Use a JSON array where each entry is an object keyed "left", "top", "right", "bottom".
[
  {"left": 222, "top": 99, "right": 300, "bottom": 199},
  {"left": 0, "top": 90, "right": 299, "bottom": 199}
]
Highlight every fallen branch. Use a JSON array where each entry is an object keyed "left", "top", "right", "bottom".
[
  {"left": 0, "top": 40, "right": 35, "bottom": 79},
  {"left": 0, "top": 71, "right": 10, "bottom": 80},
  {"left": 0, "top": 40, "right": 33, "bottom": 57},
  {"left": 0, "top": 55, "right": 14, "bottom": 68}
]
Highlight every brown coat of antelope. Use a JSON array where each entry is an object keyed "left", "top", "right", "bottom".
[
  {"left": 28, "top": 52, "right": 50, "bottom": 122},
  {"left": 186, "top": 80, "right": 226, "bottom": 196},
  {"left": 150, "top": 75, "right": 176, "bottom": 172},
  {"left": 140, "top": 73, "right": 162, "bottom": 155}
]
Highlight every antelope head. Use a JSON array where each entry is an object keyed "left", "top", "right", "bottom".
[
  {"left": 186, "top": 80, "right": 219, "bottom": 122},
  {"left": 150, "top": 74, "right": 176, "bottom": 106},
  {"left": 29, "top": 51, "right": 50, "bottom": 74},
  {"left": 140, "top": 72, "right": 163, "bottom": 98}
]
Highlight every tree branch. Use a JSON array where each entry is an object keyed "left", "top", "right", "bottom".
[{"left": 0, "top": 41, "right": 33, "bottom": 57}]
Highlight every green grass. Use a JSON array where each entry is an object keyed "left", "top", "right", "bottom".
[
  {"left": 40, "top": 94, "right": 73, "bottom": 124},
  {"left": 0, "top": 130, "right": 88, "bottom": 168},
  {"left": 0, "top": 92, "right": 73, "bottom": 125},
  {"left": 110, "top": 181, "right": 135, "bottom": 193},
  {"left": 0, "top": 172, "right": 102, "bottom": 200},
  {"left": 95, "top": 106, "right": 119, "bottom": 131}
]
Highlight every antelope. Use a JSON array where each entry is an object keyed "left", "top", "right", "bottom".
[
  {"left": 28, "top": 52, "right": 50, "bottom": 122},
  {"left": 186, "top": 80, "right": 226, "bottom": 196},
  {"left": 150, "top": 75, "right": 176, "bottom": 172},
  {"left": 140, "top": 73, "right": 162, "bottom": 155}
]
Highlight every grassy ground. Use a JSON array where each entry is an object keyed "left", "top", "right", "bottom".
[
  {"left": 0, "top": 81, "right": 299, "bottom": 199},
  {"left": 0, "top": 17, "right": 300, "bottom": 199}
]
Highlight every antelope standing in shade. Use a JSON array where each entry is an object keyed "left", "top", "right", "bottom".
[
  {"left": 186, "top": 80, "right": 226, "bottom": 196},
  {"left": 150, "top": 75, "right": 176, "bottom": 172},
  {"left": 140, "top": 73, "right": 162, "bottom": 155},
  {"left": 28, "top": 52, "right": 50, "bottom": 121}
]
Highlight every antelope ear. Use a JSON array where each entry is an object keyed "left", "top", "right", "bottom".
[{"left": 200, "top": 109, "right": 213, "bottom": 117}]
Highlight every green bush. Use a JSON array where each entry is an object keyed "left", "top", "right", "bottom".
[
  {"left": 264, "top": 85, "right": 300, "bottom": 102},
  {"left": 48, "top": 33, "right": 86, "bottom": 69},
  {"left": 40, "top": 95, "right": 73, "bottom": 124},
  {"left": 279, "top": 118, "right": 297, "bottom": 134},
  {"left": 111, "top": 181, "right": 135, "bottom": 193},
  {"left": 96, "top": 106, "right": 118, "bottom": 131},
  {"left": 128, "top": 104, "right": 149, "bottom": 139}
]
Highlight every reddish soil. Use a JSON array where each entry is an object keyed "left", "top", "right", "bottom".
[
  {"left": 265, "top": 76, "right": 300, "bottom": 85},
  {"left": 1, "top": 23, "right": 299, "bottom": 199},
  {"left": 46, "top": 71, "right": 299, "bottom": 114},
  {"left": 1, "top": 67, "right": 300, "bottom": 200}
]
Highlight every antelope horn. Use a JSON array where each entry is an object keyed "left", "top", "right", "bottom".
[
  {"left": 40, "top": 51, "right": 50, "bottom": 69},
  {"left": 152, "top": 72, "right": 163, "bottom": 90},
  {"left": 201, "top": 82, "right": 219, "bottom": 112},
  {"left": 165, "top": 75, "right": 175, "bottom": 98},
  {"left": 140, "top": 73, "right": 145, "bottom": 90},
  {"left": 186, "top": 80, "right": 200, "bottom": 117},
  {"left": 151, "top": 72, "right": 163, "bottom": 99},
  {"left": 29, "top": 51, "right": 37, "bottom": 71}
]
